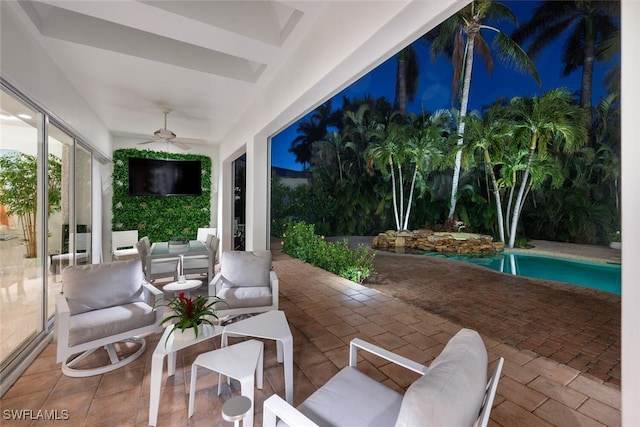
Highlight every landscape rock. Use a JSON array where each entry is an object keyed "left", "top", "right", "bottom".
[{"left": 371, "top": 230, "right": 504, "bottom": 254}]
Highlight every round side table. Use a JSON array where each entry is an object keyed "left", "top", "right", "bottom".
[
  {"left": 163, "top": 279, "right": 202, "bottom": 297},
  {"left": 222, "top": 395, "right": 252, "bottom": 427}
]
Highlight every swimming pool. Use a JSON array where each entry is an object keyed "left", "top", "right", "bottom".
[{"left": 424, "top": 252, "right": 621, "bottom": 295}]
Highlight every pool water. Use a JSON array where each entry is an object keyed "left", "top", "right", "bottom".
[{"left": 424, "top": 252, "right": 621, "bottom": 295}]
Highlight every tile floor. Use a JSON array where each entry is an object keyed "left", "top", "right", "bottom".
[{"left": 0, "top": 248, "right": 621, "bottom": 426}]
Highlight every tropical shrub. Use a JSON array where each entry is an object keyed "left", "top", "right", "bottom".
[
  {"left": 0, "top": 152, "right": 62, "bottom": 257},
  {"left": 280, "top": 221, "right": 375, "bottom": 283}
]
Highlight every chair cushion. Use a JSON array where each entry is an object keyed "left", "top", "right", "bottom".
[
  {"left": 113, "top": 247, "right": 139, "bottom": 260},
  {"left": 281, "top": 366, "right": 403, "bottom": 427},
  {"left": 394, "top": 328, "right": 488, "bottom": 427},
  {"left": 216, "top": 286, "right": 272, "bottom": 308},
  {"left": 68, "top": 301, "right": 156, "bottom": 346},
  {"left": 62, "top": 259, "right": 146, "bottom": 315},
  {"left": 220, "top": 250, "right": 271, "bottom": 287}
]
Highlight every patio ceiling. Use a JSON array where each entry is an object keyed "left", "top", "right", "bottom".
[{"left": 9, "top": 0, "right": 464, "bottom": 151}]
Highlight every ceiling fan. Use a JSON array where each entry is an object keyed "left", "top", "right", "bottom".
[{"left": 137, "top": 109, "right": 205, "bottom": 150}]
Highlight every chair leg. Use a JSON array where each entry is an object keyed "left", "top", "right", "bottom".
[
  {"left": 105, "top": 343, "right": 119, "bottom": 364},
  {"left": 189, "top": 363, "right": 198, "bottom": 417},
  {"left": 61, "top": 337, "right": 146, "bottom": 378}
]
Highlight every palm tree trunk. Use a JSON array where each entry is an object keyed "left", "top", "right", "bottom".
[
  {"left": 397, "top": 164, "right": 405, "bottom": 229},
  {"left": 396, "top": 51, "right": 408, "bottom": 114},
  {"left": 508, "top": 148, "right": 535, "bottom": 248},
  {"left": 581, "top": 19, "right": 596, "bottom": 127},
  {"left": 580, "top": 41, "right": 595, "bottom": 129},
  {"left": 449, "top": 32, "right": 477, "bottom": 219},
  {"left": 389, "top": 161, "right": 401, "bottom": 230},
  {"left": 484, "top": 150, "right": 505, "bottom": 243},
  {"left": 403, "top": 166, "right": 419, "bottom": 230}
]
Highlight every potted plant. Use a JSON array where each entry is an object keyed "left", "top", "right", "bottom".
[
  {"left": 608, "top": 231, "right": 621, "bottom": 250},
  {"left": 0, "top": 152, "right": 62, "bottom": 258},
  {"left": 159, "top": 292, "right": 224, "bottom": 344}
]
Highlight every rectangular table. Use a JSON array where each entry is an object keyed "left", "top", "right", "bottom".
[{"left": 149, "top": 240, "right": 212, "bottom": 281}]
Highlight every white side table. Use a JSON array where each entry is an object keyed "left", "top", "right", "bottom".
[
  {"left": 222, "top": 310, "right": 294, "bottom": 404},
  {"left": 188, "top": 340, "right": 263, "bottom": 427},
  {"left": 163, "top": 279, "right": 202, "bottom": 296},
  {"left": 148, "top": 323, "right": 223, "bottom": 426}
]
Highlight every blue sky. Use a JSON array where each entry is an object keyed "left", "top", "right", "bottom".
[{"left": 272, "top": 1, "right": 619, "bottom": 171}]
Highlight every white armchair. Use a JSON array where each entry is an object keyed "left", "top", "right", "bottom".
[
  {"left": 263, "top": 329, "right": 503, "bottom": 427},
  {"left": 55, "top": 259, "right": 163, "bottom": 377},
  {"left": 208, "top": 250, "right": 278, "bottom": 318}
]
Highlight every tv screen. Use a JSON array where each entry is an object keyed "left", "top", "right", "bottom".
[{"left": 128, "top": 158, "right": 202, "bottom": 196}]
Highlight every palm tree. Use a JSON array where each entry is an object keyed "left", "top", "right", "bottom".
[
  {"left": 366, "top": 116, "right": 404, "bottom": 230},
  {"left": 401, "top": 110, "right": 449, "bottom": 229},
  {"left": 428, "top": 0, "right": 540, "bottom": 221},
  {"left": 289, "top": 100, "right": 340, "bottom": 169},
  {"left": 505, "top": 88, "right": 587, "bottom": 248},
  {"left": 395, "top": 46, "right": 420, "bottom": 113},
  {"left": 463, "top": 105, "right": 512, "bottom": 242},
  {"left": 511, "top": 0, "right": 620, "bottom": 127}
]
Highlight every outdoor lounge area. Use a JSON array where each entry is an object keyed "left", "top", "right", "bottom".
[
  {"left": 0, "top": 248, "right": 621, "bottom": 426},
  {"left": 1, "top": 0, "right": 638, "bottom": 425}
]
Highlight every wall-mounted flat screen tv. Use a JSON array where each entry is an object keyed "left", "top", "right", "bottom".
[{"left": 128, "top": 157, "right": 202, "bottom": 196}]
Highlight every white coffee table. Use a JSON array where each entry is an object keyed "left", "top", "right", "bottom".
[
  {"left": 221, "top": 310, "right": 293, "bottom": 404},
  {"left": 149, "top": 323, "right": 223, "bottom": 426},
  {"left": 163, "top": 279, "right": 202, "bottom": 296}
]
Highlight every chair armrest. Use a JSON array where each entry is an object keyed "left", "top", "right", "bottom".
[
  {"left": 269, "top": 270, "right": 279, "bottom": 309},
  {"left": 142, "top": 281, "right": 163, "bottom": 305},
  {"left": 263, "top": 395, "right": 319, "bottom": 427},
  {"left": 209, "top": 272, "right": 223, "bottom": 295},
  {"left": 55, "top": 293, "right": 71, "bottom": 362},
  {"left": 349, "top": 338, "right": 428, "bottom": 375}
]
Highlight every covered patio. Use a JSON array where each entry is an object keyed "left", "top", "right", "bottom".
[{"left": 1, "top": 248, "right": 620, "bottom": 426}]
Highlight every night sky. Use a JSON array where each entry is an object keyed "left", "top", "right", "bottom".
[{"left": 271, "top": 1, "right": 619, "bottom": 171}]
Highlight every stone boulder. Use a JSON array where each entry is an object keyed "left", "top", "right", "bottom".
[{"left": 371, "top": 230, "right": 504, "bottom": 254}]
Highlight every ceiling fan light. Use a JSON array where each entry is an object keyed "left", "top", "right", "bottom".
[{"left": 154, "top": 128, "right": 176, "bottom": 139}]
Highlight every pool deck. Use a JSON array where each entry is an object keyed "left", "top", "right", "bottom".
[
  {"left": 366, "top": 239, "right": 621, "bottom": 387},
  {"left": 509, "top": 240, "right": 622, "bottom": 264}
]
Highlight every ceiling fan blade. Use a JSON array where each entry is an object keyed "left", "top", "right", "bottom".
[
  {"left": 172, "top": 137, "right": 206, "bottom": 145},
  {"left": 171, "top": 140, "right": 191, "bottom": 151},
  {"left": 137, "top": 140, "right": 157, "bottom": 145}
]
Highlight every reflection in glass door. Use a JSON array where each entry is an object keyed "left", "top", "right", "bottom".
[
  {"left": 46, "top": 126, "right": 73, "bottom": 319},
  {"left": 0, "top": 88, "right": 45, "bottom": 369},
  {"left": 1, "top": 83, "right": 94, "bottom": 388}
]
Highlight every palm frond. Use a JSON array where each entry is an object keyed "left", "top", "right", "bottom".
[{"left": 492, "top": 31, "right": 541, "bottom": 86}]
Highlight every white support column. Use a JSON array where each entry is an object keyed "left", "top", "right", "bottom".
[
  {"left": 621, "top": 1, "right": 639, "bottom": 424},
  {"left": 219, "top": 158, "right": 235, "bottom": 253},
  {"left": 245, "top": 135, "right": 269, "bottom": 251}
]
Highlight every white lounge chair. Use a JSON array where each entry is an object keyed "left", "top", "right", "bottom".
[{"left": 263, "top": 328, "right": 503, "bottom": 427}]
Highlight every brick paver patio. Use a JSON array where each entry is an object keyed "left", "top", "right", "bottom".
[
  {"left": 367, "top": 249, "right": 621, "bottom": 386},
  {"left": 0, "top": 246, "right": 621, "bottom": 426}
]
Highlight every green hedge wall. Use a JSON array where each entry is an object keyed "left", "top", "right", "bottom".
[{"left": 112, "top": 149, "right": 211, "bottom": 242}]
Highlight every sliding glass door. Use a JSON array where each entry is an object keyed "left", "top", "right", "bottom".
[
  {"left": 0, "top": 83, "right": 95, "bottom": 386},
  {"left": 0, "top": 88, "right": 45, "bottom": 370}
]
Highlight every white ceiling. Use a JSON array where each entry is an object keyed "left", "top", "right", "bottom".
[
  {"left": 13, "top": 0, "right": 331, "bottom": 147},
  {"left": 7, "top": 0, "right": 465, "bottom": 152}
]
